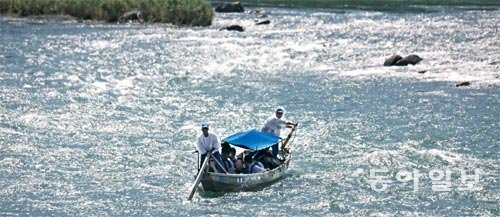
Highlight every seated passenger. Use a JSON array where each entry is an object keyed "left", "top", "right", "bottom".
[
  {"left": 251, "top": 161, "right": 265, "bottom": 173},
  {"left": 236, "top": 149, "right": 251, "bottom": 160},
  {"left": 221, "top": 146, "right": 235, "bottom": 173},
  {"left": 221, "top": 141, "right": 231, "bottom": 152},
  {"left": 229, "top": 147, "right": 237, "bottom": 163},
  {"left": 259, "top": 151, "right": 278, "bottom": 170},
  {"left": 245, "top": 155, "right": 266, "bottom": 173},
  {"left": 234, "top": 158, "right": 247, "bottom": 174},
  {"left": 208, "top": 159, "right": 217, "bottom": 172}
]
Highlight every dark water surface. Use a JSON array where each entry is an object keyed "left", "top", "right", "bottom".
[{"left": 0, "top": 5, "right": 499, "bottom": 216}]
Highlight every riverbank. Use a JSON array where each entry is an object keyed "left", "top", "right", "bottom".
[{"left": 0, "top": 0, "right": 213, "bottom": 26}]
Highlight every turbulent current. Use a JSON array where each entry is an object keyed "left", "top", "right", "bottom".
[{"left": 0, "top": 5, "right": 499, "bottom": 216}]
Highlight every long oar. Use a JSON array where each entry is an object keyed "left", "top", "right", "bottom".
[
  {"left": 281, "top": 123, "right": 298, "bottom": 150},
  {"left": 187, "top": 152, "right": 211, "bottom": 201}
]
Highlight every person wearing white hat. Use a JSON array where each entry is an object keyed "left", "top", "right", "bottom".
[
  {"left": 197, "top": 123, "right": 225, "bottom": 173},
  {"left": 260, "top": 108, "right": 297, "bottom": 158}
]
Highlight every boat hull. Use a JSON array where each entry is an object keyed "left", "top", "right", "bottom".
[{"left": 200, "top": 159, "right": 290, "bottom": 192}]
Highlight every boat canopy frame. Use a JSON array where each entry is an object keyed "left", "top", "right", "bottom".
[{"left": 222, "top": 129, "right": 280, "bottom": 151}]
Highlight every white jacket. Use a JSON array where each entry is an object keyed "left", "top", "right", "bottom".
[
  {"left": 196, "top": 133, "right": 220, "bottom": 155},
  {"left": 260, "top": 116, "right": 287, "bottom": 137}
]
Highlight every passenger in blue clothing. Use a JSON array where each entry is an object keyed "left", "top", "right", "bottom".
[
  {"left": 221, "top": 145, "right": 235, "bottom": 173},
  {"left": 245, "top": 155, "right": 266, "bottom": 173}
]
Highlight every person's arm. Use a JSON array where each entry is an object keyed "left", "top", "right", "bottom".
[
  {"left": 197, "top": 137, "right": 206, "bottom": 154},
  {"left": 275, "top": 118, "right": 287, "bottom": 128},
  {"left": 210, "top": 134, "right": 221, "bottom": 153},
  {"left": 282, "top": 119, "right": 297, "bottom": 128},
  {"left": 261, "top": 118, "right": 271, "bottom": 132},
  {"left": 209, "top": 161, "right": 217, "bottom": 173},
  {"left": 257, "top": 162, "right": 267, "bottom": 172},
  {"left": 255, "top": 163, "right": 265, "bottom": 173}
]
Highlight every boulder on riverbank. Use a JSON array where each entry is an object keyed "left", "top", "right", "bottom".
[
  {"left": 220, "top": 25, "right": 244, "bottom": 32},
  {"left": 118, "top": 9, "right": 144, "bottom": 23},
  {"left": 215, "top": 1, "right": 244, "bottom": 13}
]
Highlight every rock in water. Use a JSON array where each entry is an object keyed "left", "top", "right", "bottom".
[
  {"left": 215, "top": 1, "right": 244, "bottom": 13},
  {"left": 220, "top": 25, "right": 244, "bottom": 32},
  {"left": 400, "top": 54, "right": 423, "bottom": 65},
  {"left": 456, "top": 82, "right": 471, "bottom": 87},
  {"left": 384, "top": 54, "right": 423, "bottom": 66},
  {"left": 250, "top": 9, "right": 267, "bottom": 14},
  {"left": 256, "top": 20, "right": 271, "bottom": 25},
  {"left": 384, "top": 55, "right": 403, "bottom": 66}
]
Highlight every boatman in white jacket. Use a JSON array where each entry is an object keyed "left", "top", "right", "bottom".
[
  {"left": 197, "top": 123, "right": 225, "bottom": 173},
  {"left": 261, "top": 108, "right": 297, "bottom": 158}
]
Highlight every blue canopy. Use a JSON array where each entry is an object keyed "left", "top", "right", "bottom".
[{"left": 223, "top": 129, "right": 280, "bottom": 151}]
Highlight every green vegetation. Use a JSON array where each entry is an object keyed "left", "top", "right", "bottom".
[{"left": 0, "top": 0, "right": 214, "bottom": 26}]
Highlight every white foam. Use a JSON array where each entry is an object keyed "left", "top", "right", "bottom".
[
  {"left": 416, "top": 90, "right": 451, "bottom": 97},
  {"left": 179, "top": 123, "right": 197, "bottom": 131},
  {"left": 361, "top": 149, "right": 403, "bottom": 167},
  {"left": 114, "top": 77, "right": 135, "bottom": 95},
  {"left": 0, "top": 127, "right": 24, "bottom": 136},
  {"left": 364, "top": 149, "right": 400, "bottom": 159},
  {"left": 34, "top": 71, "right": 45, "bottom": 77},
  {"left": 417, "top": 149, "right": 462, "bottom": 164},
  {"left": 88, "top": 81, "right": 108, "bottom": 93},
  {"left": 85, "top": 40, "right": 120, "bottom": 50},
  {"left": 139, "top": 182, "right": 163, "bottom": 190},
  {"left": 18, "top": 113, "right": 49, "bottom": 129},
  {"left": 66, "top": 75, "right": 81, "bottom": 83}
]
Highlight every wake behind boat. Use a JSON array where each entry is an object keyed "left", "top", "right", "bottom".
[{"left": 188, "top": 124, "right": 298, "bottom": 200}]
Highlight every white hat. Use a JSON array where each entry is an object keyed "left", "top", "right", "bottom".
[
  {"left": 276, "top": 108, "right": 285, "bottom": 113},
  {"left": 201, "top": 123, "right": 209, "bottom": 129}
]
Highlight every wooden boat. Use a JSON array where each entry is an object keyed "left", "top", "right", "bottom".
[
  {"left": 199, "top": 124, "right": 298, "bottom": 192},
  {"left": 200, "top": 150, "right": 291, "bottom": 192}
]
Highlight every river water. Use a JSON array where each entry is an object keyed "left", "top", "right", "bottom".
[{"left": 0, "top": 4, "right": 499, "bottom": 216}]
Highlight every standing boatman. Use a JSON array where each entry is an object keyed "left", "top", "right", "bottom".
[
  {"left": 197, "top": 123, "right": 225, "bottom": 173},
  {"left": 260, "top": 108, "right": 297, "bottom": 158}
]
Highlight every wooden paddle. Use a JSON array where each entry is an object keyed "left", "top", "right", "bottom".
[
  {"left": 187, "top": 152, "right": 211, "bottom": 201},
  {"left": 281, "top": 122, "right": 298, "bottom": 150}
]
